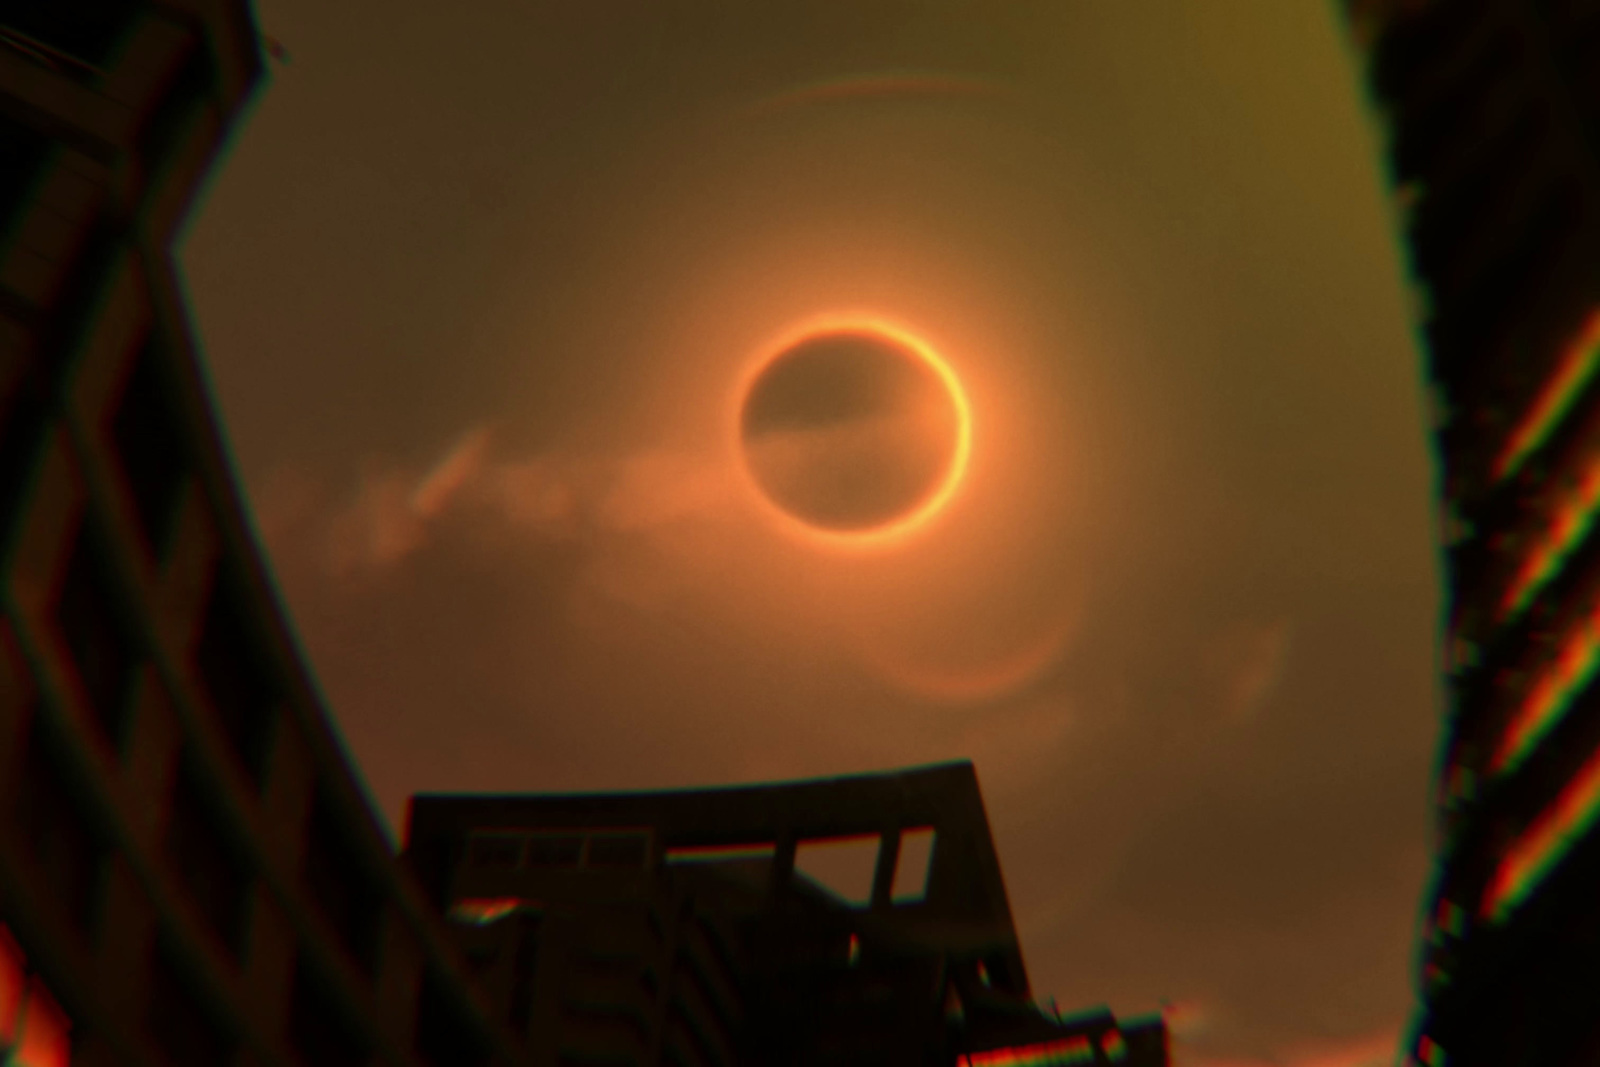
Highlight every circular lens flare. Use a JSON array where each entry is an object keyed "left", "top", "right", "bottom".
[{"left": 732, "top": 312, "right": 972, "bottom": 551}]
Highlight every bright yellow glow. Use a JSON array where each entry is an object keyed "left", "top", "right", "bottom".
[{"left": 731, "top": 311, "right": 974, "bottom": 552}]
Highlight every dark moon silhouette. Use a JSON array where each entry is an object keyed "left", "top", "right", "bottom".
[{"left": 739, "top": 329, "right": 964, "bottom": 532}]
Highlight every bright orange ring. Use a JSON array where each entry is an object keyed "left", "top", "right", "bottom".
[{"left": 730, "top": 312, "right": 973, "bottom": 551}]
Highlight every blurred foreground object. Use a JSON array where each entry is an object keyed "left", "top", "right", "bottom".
[{"left": 1342, "top": 2, "right": 1600, "bottom": 1064}]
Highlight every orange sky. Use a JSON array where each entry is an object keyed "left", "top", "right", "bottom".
[{"left": 179, "top": 2, "right": 1440, "bottom": 1062}]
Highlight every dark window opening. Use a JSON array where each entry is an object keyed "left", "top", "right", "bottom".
[
  {"left": 526, "top": 835, "right": 582, "bottom": 869},
  {"left": 162, "top": 758, "right": 253, "bottom": 959},
  {"left": 414, "top": 965, "right": 492, "bottom": 1067},
  {"left": 145, "top": 943, "right": 236, "bottom": 1067},
  {"left": 55, "top": 516, "right": 140, "bottom": 750},
  {"left": 0, "top": 351, "right": 51, "bottom": 560},
  {"left": 0, "top": 0, "right": 139, "bottom": 73},
  {"left": 194, "top": 571, "right": 279, "bottom": 788},
  {"left": 11, "top": 714, "right": 109, "bottom": 937},
  {"left": 303, "top": 787, "right": 385, "bottom": 975},
  {"left": 39, "top": 220, "right": 120, "bottom": 354},
  {"left": 112, "top": 336, "right": 189, "bottom": 559},
  {"left": 5, "top": 224, "right": 121, "bottom": 548},
  {"left": 588, "top": 833, "right": 647, "bottom": 869},
  {"left": 0, "top": 111, "right": 49, "bottom": 240},
  {"left": 287, "top": 959, "right": 369, "bottom": 1067},
  {"left": 0, "top": 351, "right": 51, "bottom": 561},
  {"left": 137, "top": 41, "right": 216, "bottom": 175},
  {"left": 0, "top": 623, "right": 30, "bottom": 735},
  {"left": 466, "top": 834, "right": 521, "bottom": 869}
]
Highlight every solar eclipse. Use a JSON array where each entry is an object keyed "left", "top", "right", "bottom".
[{"left": 735, "top": 315, "right": 972, "bottom": 550}]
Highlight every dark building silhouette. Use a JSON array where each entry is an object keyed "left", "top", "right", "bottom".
[
  {"left": 405, "top": 763, "right": 1168, "bottom": 1067},
  {"left": 0, "top": 2, "right": 531, "bottom": 1064},
  {"left": 1342, "top": 2, "right": 1600, "bottom": 1064}
]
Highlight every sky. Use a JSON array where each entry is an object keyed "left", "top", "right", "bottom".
[{"left": 176, "top": 2, "right": 1441, "bottom": 1064}]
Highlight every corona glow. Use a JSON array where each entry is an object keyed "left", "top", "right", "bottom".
[{"left": 731, "top": 312, "right": 973, "bottom": 552}]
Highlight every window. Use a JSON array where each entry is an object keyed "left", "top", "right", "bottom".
[
  {"left": 12, "top": 716, "right": 109, "bottom": 937},
  {"left": 39, "top": 221, "right": 121, "bottom": 361},
  {"left": 55, "top": 517, "right": 140, "bottom": 751},
  {"left": 793, "top": 834, "right": 880, "bottom": 907},
  {"left": 194, "top": 572, "right": 279, "bottom": 788},
  {"left": 302, "top": 788, "right": 385, "bottom": 975},
  {"left": 145, "top": 944, "right": 235, "bottom": 1067},
  {"left": 287, "top": 960, "right": 368, "bottom": 1067},
  {"left": 112, "top": 337, "right": 189, "bottom": 559},
  {"left": 136, "top": 41, "right": 216, "bottom": 175},
  {"left": 163, "top": 759, "right": 253, "bottom": 959},
  {"left": 586, "top": 832, "right": 648, "bottom": 869},
  {"left": 0, "top": 111, "right": 48, "bottom": 240},
  {"left": 466, "top": 833, "right": 522, "bottom": 869},
  {"left": 525, "top": 834, "right": 582, "bottom": 869},
  {"left": 890, "top": 826, "right": 936, "bottom": 904},
  {"left": 0, "top": 353, "right": 50, "bottom": 555}
]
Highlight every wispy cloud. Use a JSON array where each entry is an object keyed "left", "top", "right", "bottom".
[
  {"left": 277, "top": 423, "right": 735, "bottom": 580},
  {"left": 1204, "top": 618, "right": 1294, "bottom": 725},
  {"left": 410, "top": 425, "right": 493, "bottom": 518},
  {"left": 597, "top": 449, "right": 734, "bottom": 531}
]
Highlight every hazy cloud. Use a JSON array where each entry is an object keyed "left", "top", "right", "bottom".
[
  {"left": 1205, "top": 618, "right": 1295, "bottom": 725},
  {"left": 267, "top": 425, "right": 739, "bottom": 583}
]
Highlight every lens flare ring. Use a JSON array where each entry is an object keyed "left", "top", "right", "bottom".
[{"left": 731, "top": 311, "right": 973, "bottom": 552}]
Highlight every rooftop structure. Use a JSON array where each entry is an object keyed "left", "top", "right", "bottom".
[{"left": 407, "top": 762, "right": 1169, "bottom": 1067}]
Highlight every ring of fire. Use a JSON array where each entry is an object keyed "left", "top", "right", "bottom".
[{"left": 732, "top": 313, "right": 973, "bottom": 550}]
